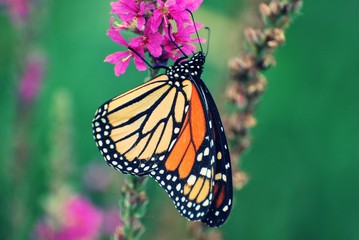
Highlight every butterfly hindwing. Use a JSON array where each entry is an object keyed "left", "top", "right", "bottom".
[
  {"left": 150, "top": 81, "right": 217, "bottom": 221},
  {"left": 92, "top": 75, "right": 192, "bottom": 176},
  {"left": 199, "top": 80, "right": 233, "bottom": 227}
]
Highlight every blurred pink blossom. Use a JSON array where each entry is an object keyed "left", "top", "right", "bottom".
[
  {"left": 102, "top": 209, "right": 123, "bottom": 236},
  {"left": 19, "top": 54, "right": 45, "bottom": 104},
  {"left": 35, "top": 195, "right": 103, "bottom": 240},
  {"left": 83, "top": 161, "right": 114, "bottom": 192},
  {"left": 5, "top": 0, "right": 29, "bottom": 24}
]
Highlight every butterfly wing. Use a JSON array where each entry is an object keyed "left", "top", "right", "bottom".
[
  {"left": 92, "top": 75, "right": 192, "bottom": 176},
  {"left": 199, "top": 80, "right": 233, "bottom": 227},
  {"left": 150, "top": 81, "right": 217, "bottom": 221}
]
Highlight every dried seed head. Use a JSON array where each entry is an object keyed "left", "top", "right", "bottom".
[
  {"left": 244, "top": 28, "right": 264, "bottom": 46},
  {"left": 269, "top": 0, "right": 280, "bottom": 15},
  {"left": 266, "top": 40, "right": 278, "bottom": 49},
  {"left": 115, "top": 226, "right": 125, "bottom": 240},
  {"left": 247, "top": 75, "right": 267, "bottom": 97},
  {"left": 207, "top": 231, "right": 223, "bottom": 240},
  {"left": 242, "top": 114, "right": 257, "bottom": 128},
  {"left": 226, "top": 82, "right": 247, "bottom": 108},
  {"left": 227, "top": 114, "right": 246, "bottom": 137},
  {"left": 259, "top": 3, "right": 272, "bottom": 18},
  {"left": 138, "top": 192, "right": 147, "bottom": 204},
  {"left": 271, "top": 28, "right": 285, "bottom": 44},
  {"left": 233, "top": 170, "right": 249, "bottom": 190},
  {"left": 228, "top": 55, "right": 254, "bottom": 81},
  {"left": 187, "top": 222, "right": 204, "bottom": 237},
  {"left": 257, "top": 54, "right": 276, "bottom": 69}
]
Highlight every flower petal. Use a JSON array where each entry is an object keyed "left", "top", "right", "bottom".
[
  {"left": 148, "top": 10, "right": 163, "bottom": 32},
  {"left": 114, "top": 56, "right": 131, "bottom": 76},
  {"left": 133, "top": 56, "right": 147, "bottom": 71},
  {"left": 104, "top": 51, "right": 129, "bottom": 64},
  {"left": 185, "top": 0, "right": 203, "bottom": 11},
  {"left": 107, "top": 17, "right": 128, "bottom": 46},
  {"left": 137, "top": 17, "right": 146, "bottom": 31}
]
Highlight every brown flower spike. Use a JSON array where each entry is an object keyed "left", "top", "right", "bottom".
[{"left": 188, "top": 0, "right": 302, "bottom": 239}]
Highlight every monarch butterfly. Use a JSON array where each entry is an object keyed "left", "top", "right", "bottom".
[{"left": 92, "top": 32, "right": 233, "bottom": 227}]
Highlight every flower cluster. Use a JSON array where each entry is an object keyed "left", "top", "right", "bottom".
[
  {"left": 34, "top": 191, "right": 123, "bottom": 240},
  {"left": 224, "top": 0, "right": 303, "bottom": 190},
  {"left": 19, "top": 53, "right": 45, "bottom": 104},
  {"left": 104, "top": 0, "right": 204, "bottom": 76},
  {"left": 3, "top": 0, "right": 29, "bottom": 25},
  {"left": 35, "top": 194, "right": 104, "bottom": 240}
]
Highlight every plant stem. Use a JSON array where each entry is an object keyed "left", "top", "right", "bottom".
[
  {"left": 187, "top": 1, "right": 303, "bottom": 239},
  {"left": 116, "top": 65, "right": 159, "bottom": 240}
]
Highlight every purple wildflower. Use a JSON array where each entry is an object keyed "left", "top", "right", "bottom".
[
  {"left": 110, "top": 0, "right": 154, "bottom": 30},
  {"left": 4, "top": 0, "right": 29, "bottom": 25},
  {"left": 19, "top": 53, "right": 45, "bottom": 104},
  {"left": 35, "top": 195, "right": 103, "bottom": 240},
  {"left": 105, "top": 0, "right": 204, "bottom": 76},
  {"left": 149, "top": 0, "right": 202, "bottom": 32},
  {"left": 83, "top": 161, "right": 114, "bottom": 192},
  {"left": 105, "top": 18, "right": 147, "bottom": 76},
  {"left": 163, "top": 23, "right": 205, "bottom": 59},
  {"left": 59, "top": 196, "right": 103, "bottom": 240}
]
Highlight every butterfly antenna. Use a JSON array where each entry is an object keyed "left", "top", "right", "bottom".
[
  {"left": 167, "top": 24, "right": 188, "bottom": 58},
  {"left": 186, "top": 9, "right": 203, "bottom": 53},
  {"left": 128, "top": 47, "right": 169, "bottom": 70},
  {"left": 205, "top": 26, "right": 210, "bottom": 56}
]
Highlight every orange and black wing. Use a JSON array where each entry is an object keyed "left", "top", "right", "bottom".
[
  {"left": 92, "top": 75, "right": 192, "bottom": 176},
  {"left": 200, "top": 81, "right": 233, "bottom": 227},
  {"left": 149, "top": 81, "right": 217, "bottom": 222}
]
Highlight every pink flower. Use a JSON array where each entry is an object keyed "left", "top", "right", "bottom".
[
  {"left": 104, "top": 37, "right": 147, "bottom": 76},
  {"left": 110, "top": 0, "right": 154, "bottom": 30},
  {"left": 35, "top": 222, "right": 56, "bottom": 240},
  {"left": 105, "top": 19, "right": 146, "bottom": 76},
  {"left": 19, "top": 53, "right": 45, "bottom": 104},
  {"left": 102, "top": 209, "right": 123, "bottom": 236},
  {"left": 141, "top": 26, "right": 164, "bottom": 57},
  {"left": 164, "top": 23, "right": 205, "bottom": 57},
  {"left": 152, "top": 0, "right": 203, "bottom": 31},
  {"left": 106, "top": 0, "right": 204, "bottom": 76},
  {"left": 6, "top": 0, "right": 29, "bottom": 24},
  {"left": 58, "top": 196, "right": 103, "bottom": 240},
  {"left": 35, "top": 196, "right": 103, "bottom": 240}
]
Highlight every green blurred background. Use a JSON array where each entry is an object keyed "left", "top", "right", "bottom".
[{"left": 1, "top": 0, "right": 359, "bottom": 239}]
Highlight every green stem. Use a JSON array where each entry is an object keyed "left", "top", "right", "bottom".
[{"left": 117, "top": 65, "right": 157, "bottom": 240}]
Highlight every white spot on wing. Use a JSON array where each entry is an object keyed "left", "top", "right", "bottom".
[{"left": 187, "top": 175, "right": 197, "bottom": 185}]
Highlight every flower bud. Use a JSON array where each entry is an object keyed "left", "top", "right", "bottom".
[
  {"left": 259, "top": 3, "right": 272, "bottom": 18},
  {"left": 233, "top": 170, "right": 249, "bottom": 190}
]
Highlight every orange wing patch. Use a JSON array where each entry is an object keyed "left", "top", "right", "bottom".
[
  {"left": 165, "top": 84, "right": 206, "bottom": 179},
  {"left": 151, "top": 84, "right": 216, "bottom": 221}
]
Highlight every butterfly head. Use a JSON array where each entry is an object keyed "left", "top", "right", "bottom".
[
  {"left": 186, "top": 51, "right": 206, "bottom": 77},
  {"left": 167, "top": 51, "right": 206, "bottom": 81},
  {"left": 191, "top": 51, "right": 206, "bottom": 62}
]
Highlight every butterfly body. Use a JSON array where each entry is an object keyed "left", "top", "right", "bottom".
[{"left": 92, "top": 51, "right": 233, "bottom": 227}]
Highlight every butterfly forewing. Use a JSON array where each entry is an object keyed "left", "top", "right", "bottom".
[{"left": 92, "top": 75, "right": 192, "bottom": 176}]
